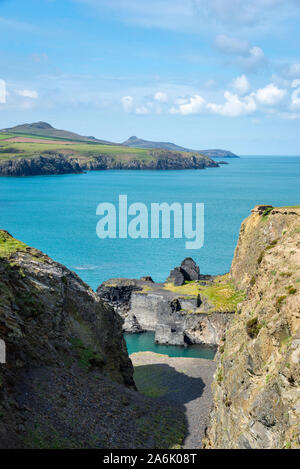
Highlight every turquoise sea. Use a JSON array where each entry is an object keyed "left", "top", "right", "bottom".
[
  {"left": 0, "top": 156, "right": 299, "bottom": 290},
  {"left": 124, "top": 332, "right": 216, "bottom": 359}
]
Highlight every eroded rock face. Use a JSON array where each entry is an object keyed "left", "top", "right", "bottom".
[
  {"left": 169, "top": 258, "right": 201, "bottom": 286},
  {"left": 204, "top": 206, "right": 300, "bottom": 449},
  {"left": 96, "top": 278, "right": 153, "bottom": 321},
  {"left": 0, "top": 152, "right": 219, "bottom": 177},
  {"left": 0, "top": 155, "right": 83, "bottom": 176},
  {"left": 0, "top": 231, "right": 136, "bottom": 448},
  {"left": 97, "top": 267, "right": 233, "bottom": 347}
]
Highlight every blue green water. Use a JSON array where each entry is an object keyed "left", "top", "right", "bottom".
[
  {"left": 124, "top": 332, "right": 216, "bottom": 359},
  {"left": 0, "top": 156, "right": 299, "bottom": 290}
]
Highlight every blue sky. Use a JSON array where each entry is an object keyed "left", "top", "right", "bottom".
[{"left": 1, "top": 0, "right": 300, "bottom": 154}]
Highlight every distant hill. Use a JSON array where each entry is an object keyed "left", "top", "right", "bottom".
[
  {"left": 122, "top": 136, "right": 239, "bottom": 158},
  {"left": 1, "top": 122, "right": 114, "bottom": 145}
]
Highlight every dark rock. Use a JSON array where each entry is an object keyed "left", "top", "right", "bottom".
[
  {"left": 0, "top": 151, "right": 219, "bottom": 177},
  {"left": 0, "top": 230, "right": 141, "bottom": 449},
  {"left": 140, "top": 276, "right": 154, "bottom": 282},
  {"left": 181, "top": 258, "right": 201, "bottom": 281},
  {"left": 169, "top": 267, "right": 185, "bottom": 286},
  {"left": 168, "top": 258, "right": 201, "bottom": 285}
]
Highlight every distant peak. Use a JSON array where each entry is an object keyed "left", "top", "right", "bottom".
[
  {"left": 127, "top": 136, "right": 139, "bottom": 141},
  {"left": 30, "top": 122, "right": 53, "bottom": 129}
]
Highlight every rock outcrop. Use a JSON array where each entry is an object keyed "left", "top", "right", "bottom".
[
  {"left": 204, "top": 205, "right": 300, "bottom": 449},
  {"left": 0, "top": 231, "right": 185, "bottom": 449},
  {"left": 168, "top": 257, "right": 201, "bottom": 286},
  {"left": 97, "top": 263, "right": 239, "bottom": 347}
]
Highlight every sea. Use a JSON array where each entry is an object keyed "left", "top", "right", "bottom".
[{"left": 1, "top": 155, "right": 299, "bottom": 357}]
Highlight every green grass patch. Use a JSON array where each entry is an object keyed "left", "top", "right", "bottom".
[
  {"left": 164, "top": 275, "right": 245, "bottom": 312},
  {"left": 216, "top": 368, "right": 223, "bottom": 384},
  {"left": 0, "top": 230, "right": 45, "bottom": 263},
  {"left": 276, "top": 295, "right": 287, "bottom": 309},
  {"left": 0, "top": 133, "right": 15, "bottom": 140},
  {"left": 0, "top": 140, "right": 212, "bottom": 164},
  {"left": 286, "top": 285, "right": 297, "bottom": 295},
  {"left": 246, "top": 317, "right": 262, "bottom": 338},
  {"left": 0, "top": 230, "right": 28, "bottom": 258},
  {"left": 261, "top": 207, "right": 273, "bottom": 221}
]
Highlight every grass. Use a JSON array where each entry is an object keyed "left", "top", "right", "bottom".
[
  {"left": 0, "top": 133, "right": 14, "bottom": 140},
  {"left": 276, "top": 295, "right": 287, "bottom": 309},
  {"left": 0, "top": 230, "right": 45, "bottom": 263},
  {"left": 0, "top": 230, "right": 28, "bottom": 258},
  {"left": 0, "top": 139, "right": 211, "bottom": 163},
  {"left": 261, "top": 207, "right": 273, "bottom": 221},
  {"left": 286, "top": 285, "right": 297, "bottom": 295},
  {"left": 216, "top": 368, "right": 223, "bottom": 384},
  {"left": 164, "top": 274, "right": 245, "bottom": 312},
  {"left": 246, "top": 317, "right": 262, "bottom": 338}
]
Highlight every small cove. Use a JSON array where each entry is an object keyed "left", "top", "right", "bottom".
[{"left": 124, "top": 332, "right": 217, "bottom": 359}]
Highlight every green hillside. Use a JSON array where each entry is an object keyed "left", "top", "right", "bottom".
[{"left": 0, "top": 121, "right": 113, "bottom": 144}]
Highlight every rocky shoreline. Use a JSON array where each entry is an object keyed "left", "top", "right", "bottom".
[{"left": 0, "top": 152, "right": 219, "bottom": 177}]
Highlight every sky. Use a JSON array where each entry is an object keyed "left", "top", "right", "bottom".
[{"left": 1, "top": 0, "right": 300, "bottom": 154}]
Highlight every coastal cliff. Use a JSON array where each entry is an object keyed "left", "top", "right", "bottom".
[
  {"left": 0, "top": 231, "right": 186, "bottom": 449},
  {"left": 204, "top": 206, "right": 300, "bottom": 449},
  {"left": 0, "top": 150, "right": 218, "bottom": 177}
]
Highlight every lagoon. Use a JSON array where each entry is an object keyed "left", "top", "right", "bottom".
[{"left": 124, "top": 332, "right": 216, "bottom": 359}]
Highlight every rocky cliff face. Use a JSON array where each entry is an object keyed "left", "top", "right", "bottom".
[
  {"left": 0, "top": 151, "right": 218, "bottom": 177},
  {"left": 97, "top": 268, "right": 239, "bottom": 347},
  {"left": 204, "top": 206, "right": 300, "bottom": 449},
  {"left": 0, "top": 155, "right": 83, "bottom": 176},
  {"left": 0, "top": 231, "right": 185, "bottom": 449}
]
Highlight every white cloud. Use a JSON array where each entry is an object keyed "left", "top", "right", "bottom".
[
  {"left": 121, "top": 95, "right": 133, "bottom": 112},
  {"left": 291, "top": 85, "right": 300, "bottom": 109},
  {"left": 175, "top": 97, "right": 189, "bottom": 105},
  {"left": 154, "top": 91, "right": 168, "bottom": 102},
  {"left": 0, "top": 79, "right": 6, "bottom": 104},
  {"left": 170, "top": 94, "right": 205, "bottom": 115},
  {"left": 255, "top": 83, "right": 286, "bottom": 105},
  {"left": 231, "top": 74, "right": 250, "bottom": 95},
  {"left": 214, "top": 35, "right": 265, "bottom": 71},
  {"left": 237, "top": 46, "right": 265, "bottom": 71},
  {"left": 207, "top": 91, "right": 256, "bottom": 117},
  {"left": 135, "top": 106, "right": 150, "bottom": 114},
  {"left": 17, "top": 89, "right": 38, "bottom": 99}
]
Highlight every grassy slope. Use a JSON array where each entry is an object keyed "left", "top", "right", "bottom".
[
  {"left": 0, "top": 124, "right": 111, "bottom": 143},
  {"left": 0, "top": 138, "right": 211, "bottom": 164}
]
